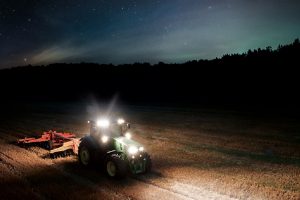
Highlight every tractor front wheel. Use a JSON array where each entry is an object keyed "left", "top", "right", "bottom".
[{"left": 105, "top": 154, "right": 128, "bottom": 178}]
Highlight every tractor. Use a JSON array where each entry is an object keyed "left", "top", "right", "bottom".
[
  {"left": 78, "top": 118, "right": 152, "bottom": 178},
  {"left": 17, "top": 118, "right": 152, "bottom": 178}
]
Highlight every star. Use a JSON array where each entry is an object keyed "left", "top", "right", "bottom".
[{"left": 0, "top": 0, "right": 299, "bottom": 68}]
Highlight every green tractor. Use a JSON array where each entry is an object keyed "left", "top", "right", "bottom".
[{"left": 78, "top": 118, "right": 151, "bottom": 178}]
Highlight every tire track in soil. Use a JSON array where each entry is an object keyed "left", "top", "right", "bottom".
[
  {"left": 52, "top": 157, "right": 194, "bottom": 200},
  {"left": 0, "top": 122, "right": 238, "bottom": 200},
  {"left": 0, "top": 162, "right": 42, "bottom": 200},
  {"left": 0, "top": 137, "right": 127, "bottom": 200},
  {"left": 133, "top": 174, "right": 238, "bottom": 200},
  {"left": 0, "top": 151, "right": 45, "bottom": 200},
  {"left": 51, "top": 156, "right": 236, "bottom": 200},
  {"left": 0, "top": 127, "right": 193, "bottom": 200},
  {"left": 0, "top": 120, "right": 189, "bottom": 200}
]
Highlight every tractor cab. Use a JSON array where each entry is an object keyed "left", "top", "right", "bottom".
[{"left": 88, "top": 119, "right": 131, "bottom": 141}]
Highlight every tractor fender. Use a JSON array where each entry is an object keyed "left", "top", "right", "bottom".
[
  {"left": 105, "top": 150, "right": 126, "bottom": 160},
  {"left": 80, "top": 135, "right": 99, "bottom": 150}
]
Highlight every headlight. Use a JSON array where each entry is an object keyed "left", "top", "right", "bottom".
[
  {"left": 101, "top": 135, "right": 109, "bottom": 143},
  {"left": 97, "top": 119, "right": 110, "bottom": 128},
  {"left": 128, "top": 146, "right": 138, "bottom": 154},
  {"left": 139, "top": 147, "right": 144, "bottom": 152},
  {"left": 117, "top": 118, "right": 125, "bottom": 124},
  {"left": 125, "top": 132, "right": 131, "bottom": 139}
]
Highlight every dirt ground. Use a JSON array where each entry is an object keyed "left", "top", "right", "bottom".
[{"left": 0, "top": 103, "right": 299, "bottom": 200}]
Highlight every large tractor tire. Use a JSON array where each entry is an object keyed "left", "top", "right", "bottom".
[
  {"left": 78, "top": 137, "right": 97, "bottom": 167},
  {"left": 105, "top": 154, "right": 128, "bottom": 178}
]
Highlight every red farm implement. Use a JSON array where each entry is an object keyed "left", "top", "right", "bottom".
[{"left": 17, "top": 130, "right": 80, "bottom": 158}]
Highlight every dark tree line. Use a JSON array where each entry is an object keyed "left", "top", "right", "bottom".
[
  {"left": 185, "top": 38, "right": 300, "bottom": 66},
  {"left": 0, "top": 39, "right": 299, "bottom": 110}
]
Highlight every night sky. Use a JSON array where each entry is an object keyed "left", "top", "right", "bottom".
[{"left": 0, "top": 0, "right": 300, "bottom": 68}]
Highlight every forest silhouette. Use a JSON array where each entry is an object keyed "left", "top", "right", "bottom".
[{"left": 0, "top": 39, "right": 299, "bottom": 111}]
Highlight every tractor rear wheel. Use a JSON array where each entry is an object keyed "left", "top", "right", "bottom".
[
  {"left": 78, "top": 137, "right": 95, "bottom": 167},
  {"left": 105, "top": 154, "right": 128, "bottom": 178},
  {"left": 79, "top": 146, "right": 90, "bottom": 165}
]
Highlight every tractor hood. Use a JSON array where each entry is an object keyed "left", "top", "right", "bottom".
[
  {"left": 113, "top": 136, "right": 144, "bottom": 154},
  {"left": 114, "top": 136, "right": 141, "bottom": 147}
]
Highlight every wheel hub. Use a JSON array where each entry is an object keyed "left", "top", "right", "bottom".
[
  {"left": 107, "top": 161, "right": 117, "bottom": 177},
  {"left": 80, "top": 147, "right": 90, "bottom": 165}
]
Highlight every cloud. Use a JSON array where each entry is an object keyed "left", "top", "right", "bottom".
[{"left": 31, "top": 44, "right": 88, "bottom": 65}]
